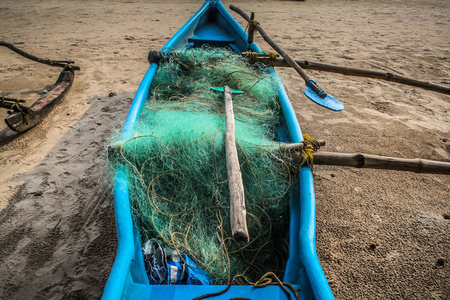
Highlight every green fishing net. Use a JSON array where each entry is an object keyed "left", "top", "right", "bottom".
[{"left": 110, "top": 48, "right": 297, "bottom": 284}]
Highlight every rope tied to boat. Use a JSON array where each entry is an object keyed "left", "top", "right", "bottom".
[
  {"left": 244, "top": 51, "right": 278, "bottom": 66},
  {"left": 299, "top": 133, "right": 321, "bottom": 168},
  {"left": 244, "top": 52, "right": 258, "bottom": 64},
  {"left": 249, "top": 20, "right": 260, "bottom": 31},
  {"left": 9, "top": 98, "right": 21, "bottom": 111},
  {"left": 64, "top": 62, "right": 74, "bottom": 70},
  {"left": 192, "top": 272, "right": 300, "bottom": 300},
  {"left": 9, "top": 98, "right": 29, "bottom": 125}
]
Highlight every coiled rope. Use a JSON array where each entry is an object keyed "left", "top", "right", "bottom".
[{"left": 192, "top": 272, "right": 300, "bottom": 300}]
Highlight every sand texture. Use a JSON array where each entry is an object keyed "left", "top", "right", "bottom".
[{"left": 0, "top": 0, "right": 449, "bottom": 299}]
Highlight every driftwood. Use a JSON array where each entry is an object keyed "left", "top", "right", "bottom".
[
  {"left": 292, "top": 151, "right": 450, "bottom": 174},
  {"left": 224, "top": 86, "right": 249, "bottom": 245},
  {"left": 242, "top": 52, "right": 450, "bottom": 96},
  {"left": 229, "top": 5, "right": 328, "bottom": 98}
]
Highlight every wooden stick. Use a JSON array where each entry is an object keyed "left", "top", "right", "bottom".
[
  {"left": 224, "top": 86, "right": 249, "bottom": 245},
  {"left": 229, "top": 5, "right": 328, "bottom": 98},
  {"left": 303, "top": 152, "right": 450, "bottom": 174},
  {"left": 0, "top": 41, "right": 80, "bottom": 70},
  {"left": 242, "top": 53, "right": 450, "bottom": 96},
  {"left": 281, "top": 140, "right": 326, "bottom": 152},
  {"left": 247, "top": 12, "right": 256, "bottom": 45}
]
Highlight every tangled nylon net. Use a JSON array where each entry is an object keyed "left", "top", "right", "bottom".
[{"left": 110, "top": 47, "right": 298, "bottom": 284}]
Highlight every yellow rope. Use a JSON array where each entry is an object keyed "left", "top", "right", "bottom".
[
  {"left": 299, "top": 133, "right": 321, "bottom": 168},
  {"left": 268, "top": 52, "right": 278, "bottom": 61},
  {"left": 10, "top": 98, "right": 23, "bottom": 113},
  {"left": 9, "top": 98, "right": 29, "bottom": 125}
]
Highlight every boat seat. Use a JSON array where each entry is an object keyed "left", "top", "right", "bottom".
[{"left": 189, "top": 22, "right": 236, "bottom": 47}]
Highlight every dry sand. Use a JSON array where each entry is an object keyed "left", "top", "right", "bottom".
[{"left": 0, "top": 0, "right": 449, "bottom": 299}]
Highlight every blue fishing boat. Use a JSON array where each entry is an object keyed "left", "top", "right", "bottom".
[{"left": 102, "top": 1, "right": 334, "bottom": 299}]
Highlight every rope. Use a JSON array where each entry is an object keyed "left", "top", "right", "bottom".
[
  {"left": 64, "top": 63, "right": 74, "bottom": 70},
  {"left": 0, "top": 97, "right": 29, "bottom": 114},
  {"left": 299, "top": 134, "right": 321, "bottom": 168},
  {"left": 10, "top": 99, "right": 24, "bottom": 113},
  {"left": 10, "top": 98, "right": 29, "bottom": 125},
  {"left": 267, "top": 52, "right": 277, "bottom": 61},
  {"left": 192, "top": 283, "right": 232, "bottom": 300},
  {"left": 244, "top": 52, "right": 278, "bottom": 67},
  {"left": 248, "top": 19, "right": 260, "bottom": 33},
  {"left": 192, "top": 272, "right": 300, "bottom": 300},
  {"left": 244, "top": 52, "right": 258, "bottom": 65}
]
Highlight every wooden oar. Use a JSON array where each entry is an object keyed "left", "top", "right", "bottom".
[{"left": 229, "top": 5, "right": 344, "bottom": 111}]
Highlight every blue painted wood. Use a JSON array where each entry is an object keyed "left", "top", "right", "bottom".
[
  {"left": 304, "top": 86, "right": 344, "bottom": 111},
  {"left": 102, "top": 1, "right": 334, "bottom": 299}
]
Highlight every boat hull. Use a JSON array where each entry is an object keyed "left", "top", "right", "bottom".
[
  {"left": 5, "top": 68, "right": 74, "bottom": 132},
  {"left": 102, "top": 1, "right": 333, "bottom": 299}
]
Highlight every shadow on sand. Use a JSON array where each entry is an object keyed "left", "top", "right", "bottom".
[{"left": 0, "top": 92, "right": 134, "bottom": 299}]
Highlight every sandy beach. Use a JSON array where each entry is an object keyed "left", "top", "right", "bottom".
[{"left": 0, "top": 0, "right": 448, "bottom": 299}]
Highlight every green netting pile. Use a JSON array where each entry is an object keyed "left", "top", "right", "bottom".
[{"left": 109, "top": 47, "right": 298, "bottom": 284}]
